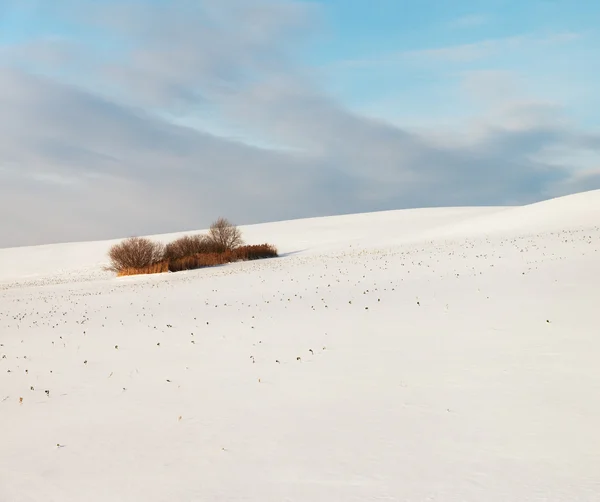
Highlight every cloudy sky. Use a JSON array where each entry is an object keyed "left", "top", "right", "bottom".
[{"left": 1, "top": 0, "right": 599, "bottom": 247}]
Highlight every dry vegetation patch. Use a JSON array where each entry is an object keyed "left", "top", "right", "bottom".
[{"left": 107, "top": 219, "right": 277, "bottom": 277}]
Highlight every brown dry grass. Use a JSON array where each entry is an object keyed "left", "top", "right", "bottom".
[
  {"left": 168, "top": 252, "right": 230, "bottom": 272},
  {"left": 117, "top": 261, "right": 170, "bottom": 277},
  {"left": 233, "top": 244, "right": 278, "bottom": 261}
]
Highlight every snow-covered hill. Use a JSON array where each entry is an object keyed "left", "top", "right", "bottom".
[{"left": 1, "top": 190, "right": 599, "bottom": 501}]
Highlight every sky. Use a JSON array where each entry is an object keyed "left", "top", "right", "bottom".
[{"left": 1, "top": 0, "right": 599, "bottom": 247}]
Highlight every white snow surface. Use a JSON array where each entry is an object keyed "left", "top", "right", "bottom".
[{"left": 1, "top": 190, "right": 600, "bottom": 501}]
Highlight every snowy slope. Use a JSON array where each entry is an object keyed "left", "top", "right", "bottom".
[
  {"left": 424, "top": 189, "right": 600, "bottom": 240},
  {"left": 1, "top": 190, "right": 599, "bottom": 501},
  {"left": 0, "top": 206, "right": 506, "bottom": 285}
]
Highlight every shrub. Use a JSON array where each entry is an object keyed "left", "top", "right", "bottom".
[
  {"left": 108, "top": 237, "right": 165, "bottom": 274},
  {"left": 206, "top": 217, "right": 243, "bottom": 251},
  {"left": 198, "top": 237, "right": 230, "bottom": 254},
  {"left": 163, "top": 234, "right": 214, "bottom": 261}
]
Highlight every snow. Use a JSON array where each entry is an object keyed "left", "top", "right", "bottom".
[{"left": 1, "top": 190, "right": 600, "bottom": 501}]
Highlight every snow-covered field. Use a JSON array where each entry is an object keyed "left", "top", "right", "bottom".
[{"left": 1, "top": 190, "right": 600, "bottom": 501}]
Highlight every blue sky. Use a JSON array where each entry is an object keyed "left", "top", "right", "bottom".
[
  {"left": 313, "top": 0, "right": 599, "bottom": 124},
  {"left": 0, "top": 0, "right": 599, "bottom": 246}
]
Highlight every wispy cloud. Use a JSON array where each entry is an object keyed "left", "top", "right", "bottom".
[
  {"left": 404, "top": 32, "right": 581, "bottom": 63},
  {"left": 407, "top": 36, "right": 525, "bottom": 62},
  {"left": 448, "top": 14, "right": 489, "bottom": 29},
  {"left": 333, "top": 31, "right": 582, "bottom": 69}
]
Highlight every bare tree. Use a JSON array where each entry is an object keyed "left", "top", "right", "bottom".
[
  {"left": 107, "top": 237, "right": 165, "bottom": 273},
  {"left": 207, "top": 217, "right": 244, "bottom": 251}
]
